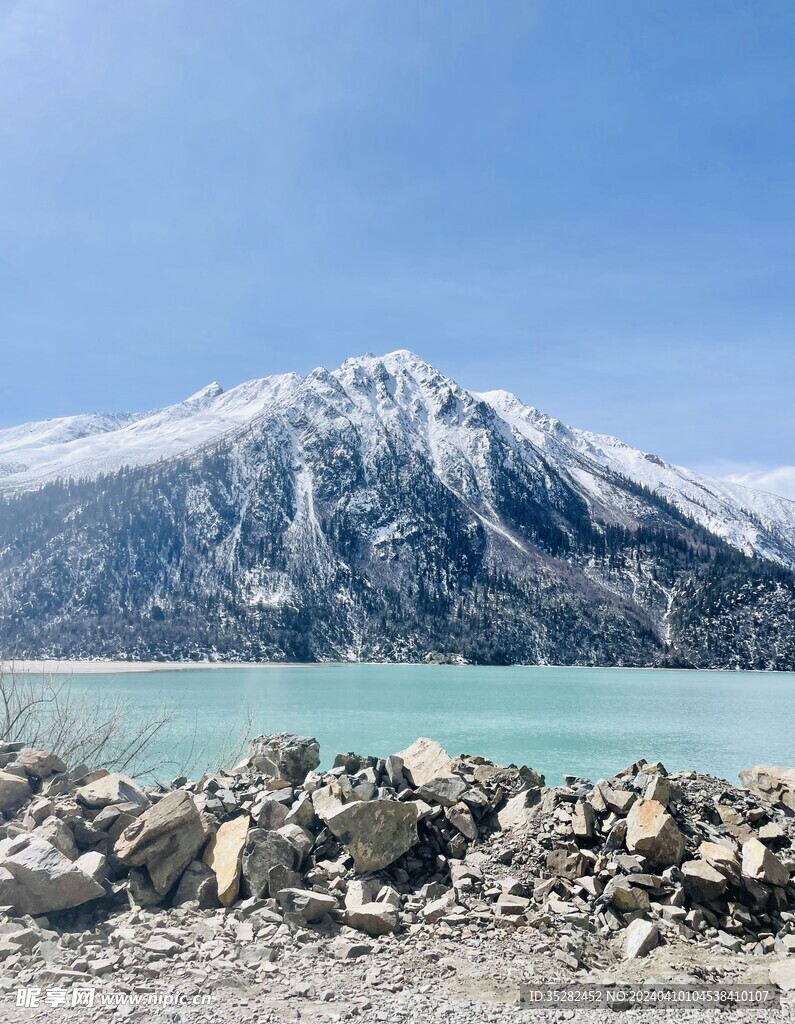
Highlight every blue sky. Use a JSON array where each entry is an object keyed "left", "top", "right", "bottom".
[{"left": 1, "top": 1, "right": 792, "bottom": 487}]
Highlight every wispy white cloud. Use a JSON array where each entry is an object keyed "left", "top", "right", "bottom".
[{"left": 722, "top": 466, "right": 795, "bottom": 502}]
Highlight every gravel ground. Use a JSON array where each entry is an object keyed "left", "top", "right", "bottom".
[
  {"left": 0, "top": 923, "right": 792, "bottom": 1023},
  {"left": 1, "top": 741, "right": 793, "bottom": 1023}
]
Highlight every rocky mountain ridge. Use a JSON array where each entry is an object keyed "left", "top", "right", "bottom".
[{"left": 0, "top": 351, "right": 793, "bottom": 667}]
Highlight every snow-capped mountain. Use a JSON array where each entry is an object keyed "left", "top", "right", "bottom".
[
  {"left": 0, "top": 351, "right": 792, "bottom": 668},
  {"left": 2, "top": 350, "right": 793, "bottom": 565}
]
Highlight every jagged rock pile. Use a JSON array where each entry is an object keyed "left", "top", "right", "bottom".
[
  {"left": 0, "top": 733, "right": 793, "bottom": 986},
  {"left": 479, "top": 758, "right": 795, "bottom": 960}
]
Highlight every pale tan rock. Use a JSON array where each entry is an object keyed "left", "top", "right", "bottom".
[
  {"left": 76, "top": 773, "right": 149, "bottom": 812},
  {"left": 344, "top": 878, "right": 380, "bottom": 910},
  {"left": 33, "top": 816, "right": 78, "bottom": 861},
  {"left": 759, "top": 822, "right": 785, "bottom": 842},
  {"left": 770, "top": 959, "right": 795, "bottom": 992},
  {"left": 421, "top": 891, "right": 456, "bottom": 922},
  {"left": 497, "top": 789, "right": 541, "bottom": 831},
  {"left": 496, "top": 893, "right": 531, "bottom": 915},
  {"left": 393, "top": 737, "right": 453, "bottom": 788},
  {"left": 204, "top": 813, "right": 250, "bottom": 906},
  {"left": 21, "top": 797, "right": 55, "bottom": 829},
  {"left": 739, "top": 766, "right": 795, "bottom": 812},
  {"left": 742, "top": 837, "right": 789, "bottom": 888},
  {"left": 276, "top": 823, "right": 313, "bottom": 865},
  {"left": 276, "top": 887, "right": 336, "bottom": 922},
  {"left": 625, "top": 799, "right": 685, "bottom": 867},
  {"left": 74, "top": 851, "right": 108, "bottom": 884},
  {"left": 698, "top": 841, "right": 741, "bottom": 879},
  {"left": 716, "top": 803, "right": 753, "bottom": 842},
  {"left": 0, "top": 834, "right": 104, "bottom": 914},
  {"left": 572, "top": 800, "right": 595, "bottom": 838},
  {"left": 311, "top": 783, "right": 348, "bottom": 822}
]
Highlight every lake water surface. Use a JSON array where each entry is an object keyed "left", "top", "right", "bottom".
[{"left": 51, "top": 665, "right": 795, "bottom": 785}]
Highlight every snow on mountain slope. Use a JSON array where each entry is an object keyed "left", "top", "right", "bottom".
[
  {"left": 1, "top": 350, "right": 793, "bottom": 567},
  {"left": 0, "top": 373, "right": 300, "bottom": 487},
  {"left": 0, "top": 411, "right": 141, "bottom": 478},
  {"left": 478, "top": 388, "right": 795, "bottom": 564},
  {"left": 333, "top": 350, "right": 527, "bottom": 499}
]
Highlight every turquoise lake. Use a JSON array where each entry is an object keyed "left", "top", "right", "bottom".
[{"left": 50, "top": 665, "right": 795, "bottom": 785}]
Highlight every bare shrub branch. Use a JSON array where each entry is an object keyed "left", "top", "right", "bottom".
[{"left": 0, "top": 664, "right": 261, "bottom": 782}]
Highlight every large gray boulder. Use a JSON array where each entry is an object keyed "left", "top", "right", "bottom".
[
  {"left": 241, "top": 829, "right": 296, "bottom": 899},
  {"left": 681, "top": 859, "right": 728, "bottom": 902},
  {"left": 255, "top": 798, "right": 289, "bottom": 831},
  {"left": 416, "top": 776, "right": 467, "bottom": 808},
  {"left": 115, "top": 790, "right": 205, "bottom": 895},
  {"left": 625, "top": 918, "right": 659, "bottom": 959},
  {"left": 276, "top": 887, "right": 337, "bottom": 923},
  {"left": 446, "top": 802, "right": 478, "bottom": 840},
  {"left": 325, "top": 799, "right": 419, "bottom": 872},
  {"left": 0, "top": 771, "right": 31, "bottom": 814},
  {"left": 128, "top": 866, "right": 163, "bottom": 908},
  {"left": 468, "top": 761, "right": 545, "bottom": 791},
  {"left": 14, "top": 749, "right": 67, "bottom": 780},
  {"left": 75, "top": 773, "right": 149, "bottom": 812},
  {"left": 344, "top": 901, "right": 399, "bottom": 936},
  {"left": 248, "top": 734, "right": 320, "bottom": 786},
  {"left": 0, "top": 834, "right": 105, "bottom": 914},
  {"left": 603, "top": 877, "right": 650, "bottom": 913},
  {"left": 173, "top": 860, "right": 220, "bottom": 909}
]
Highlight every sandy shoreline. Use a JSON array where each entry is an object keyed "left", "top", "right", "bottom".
[
  {"left": 0, "top": 659, "right": 309, "bottom": 674},
  {"left": 2, "top": 659, "right": 789, "bottom": 675}
]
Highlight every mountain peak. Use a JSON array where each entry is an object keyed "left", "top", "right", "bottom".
[
  {"left": 185, "top": 382, "right": 225, "bottom": 403},
  {"left": 338, "top": 349, "right": 429, "bottom": 373}
]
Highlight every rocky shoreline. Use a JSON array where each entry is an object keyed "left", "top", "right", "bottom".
[{"left": 0, "top": 736, "right": 793, "bottom": 1022}]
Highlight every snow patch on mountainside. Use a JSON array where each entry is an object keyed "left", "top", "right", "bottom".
[
  {"left": 478, "top": 388, "right": 795, "bottom": 564},
  {"left": 0, "top": 373, "right": 300, "bottom": 486}
]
